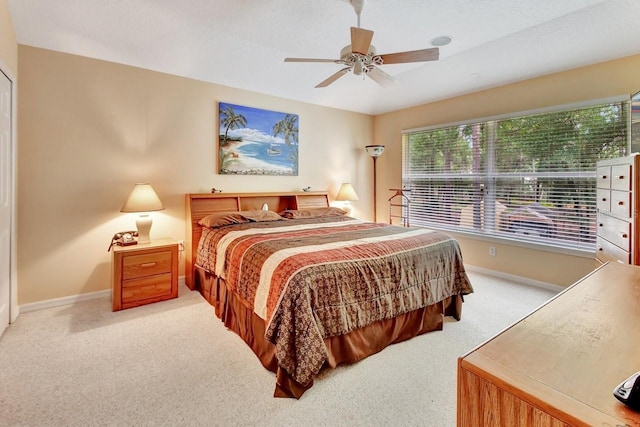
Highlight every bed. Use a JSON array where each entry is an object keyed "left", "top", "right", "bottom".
[{"left": 185, "top": 191, "right": 473, "bottom": 398}]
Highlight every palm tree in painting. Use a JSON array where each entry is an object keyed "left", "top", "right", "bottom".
[
  {"left": 219, "top": 105, "right": 247, "bottom": 146},
  {"left": 273, "top": 114, "right": 299, "bottom": 175}
]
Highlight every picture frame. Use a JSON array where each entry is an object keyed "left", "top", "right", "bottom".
[{"left": 218, "top": 102, "right": 299, "bottom": 175}]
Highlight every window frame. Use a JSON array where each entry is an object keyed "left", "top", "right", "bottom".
[{"left": 401, "top": 95, "right": 631, "bottom": 257}]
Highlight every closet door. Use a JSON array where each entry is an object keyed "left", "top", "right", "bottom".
[{"left": 0, "top": 69, "right": 11, "bottom": 337}]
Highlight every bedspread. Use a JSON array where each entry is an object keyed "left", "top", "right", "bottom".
[{"left": 196, "top": 216, "right": 473, "bottom": 386}]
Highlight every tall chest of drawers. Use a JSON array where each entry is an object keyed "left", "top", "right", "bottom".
[{"left": 596, "top": 154, "right": 640, "bottom": 265}]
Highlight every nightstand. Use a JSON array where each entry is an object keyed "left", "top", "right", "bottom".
[{"left": 111, "top": 238, "right": 179, "bottom": 311}]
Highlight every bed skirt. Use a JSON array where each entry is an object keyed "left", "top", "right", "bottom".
[{"left": 195, "top": 266, "right": 463, "bottom": 398}]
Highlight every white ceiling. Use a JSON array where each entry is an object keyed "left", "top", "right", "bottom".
[{"left": 8, "top": 0, "right": 640, "bottom": 115}]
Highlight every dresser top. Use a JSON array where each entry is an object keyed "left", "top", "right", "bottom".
[{"left": 463, "top": 262, "right": 640, "bottom": 425}]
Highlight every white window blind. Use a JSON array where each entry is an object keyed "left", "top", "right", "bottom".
[{"left": 402, "top": 100, "right": 629, "bottom": 251}]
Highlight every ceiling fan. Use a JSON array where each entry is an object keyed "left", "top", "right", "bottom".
[{"left": 284, "top": 0, "right": 439, "bottom": 88}]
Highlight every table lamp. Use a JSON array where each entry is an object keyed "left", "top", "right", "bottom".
[
  {"left": 120, "top": 183, "right": 165, "bottom": 244},
  {"left": 335, "top": 183, "right": 359, "bottom": 216}
]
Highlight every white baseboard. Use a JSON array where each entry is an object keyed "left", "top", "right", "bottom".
[
  {"left": 465, "top": 264, "right": 565, "bottom": 293},
  {"left": 19, "top": 276, "right": 186, "bottom": 314}
]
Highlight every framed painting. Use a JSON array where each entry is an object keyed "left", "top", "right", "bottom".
[{"left": 218, "top": 102, "right": 299, "bottom": 175}]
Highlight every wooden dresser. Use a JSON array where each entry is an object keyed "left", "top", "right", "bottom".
[
  {"left": 457, "top": 262, "right": 640, "bottom": 427},
  {"left": 596, "top": 154, "right": 640, "bottom": 265}
]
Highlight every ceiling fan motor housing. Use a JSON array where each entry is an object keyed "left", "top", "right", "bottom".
[{"left": 340, "top": 44, "right": 381, "bottom": 75}]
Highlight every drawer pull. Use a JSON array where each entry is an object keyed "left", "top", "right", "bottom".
[
  {"left": 618, "top": 201, "right": 624, "bottom": 206},
  {"left": 601, "top": 175, "right": 608, "bottom": 179},
  {"left": 598, "top": 247, "right": 603, "bottom": 251},
  {"left": 621, "top": 233, "right": 628, "bottom": 239},
  {"left": 140, "top": 262, "right": 157, "bottom": 268},
  {"left": 599, "top": 223, "right": 603, "bottom": 227},
  {"left": 602, "top": 198, "right": 607, "bottom": 202},
  {"left": 618, "top": 175, "right": 625, "bottom": 179}
]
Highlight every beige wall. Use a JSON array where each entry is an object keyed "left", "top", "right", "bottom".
[
  {"left": 17, "top": 46, "right": 374, "bottom": 304},
  {"left": 15, "top": 38, "right": 640, "bottom": 302},
  {"left": 0, "top": 0, "right": 17, "bottom": 75},
  {"left": 374, "top": 54, "right": 640, "bottom": 287}
]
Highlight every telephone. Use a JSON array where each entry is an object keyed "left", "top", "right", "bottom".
[
  {"left": 107, "top": 231, "right": 138, "bottom": 251},
  {"left": 613, "top": 371, "right": 640, "bottom": 410}
]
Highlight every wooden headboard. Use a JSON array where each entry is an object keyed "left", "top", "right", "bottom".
[{"left": 184, "top": 191, "right": 330, "bottom": 289}]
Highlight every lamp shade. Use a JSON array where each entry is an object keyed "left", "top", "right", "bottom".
[
  {"left": 120, "top": 183, "right": 165, "bottom": 213},
  {"left": 365, "top": 144, "right": 385, "bottom": 158},
  {"left": 335, "top": 183, "right": 359, "bottom": 201}
]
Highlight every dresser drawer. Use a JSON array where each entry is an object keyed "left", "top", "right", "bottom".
[
  {"left": 597, "top": 213, "right": 631, "bottom": 251},
  {"left": 122, "top": 273, "right": 172, "bottom": 304},
  {"left": 610, "top": 164, "right": 632, "bottom": 191},
  {"left": 610, "top": 190, "right": 632, "bottom": 218},
  {"left": 596, "top": 166, "right": 611, "bottom": 189},
  {"left": 596, "top": 188, "right": 610, "bottom": 213},
  {"left": 122, "top": 250, "right": 172, "bottom": 280},
  {"left": 596, "top": 237, "right": 631, "bottom": 264}
]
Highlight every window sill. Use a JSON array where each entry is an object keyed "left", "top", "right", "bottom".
[{"left": 420, "top": 225, "right": 595, "bottom": 259}]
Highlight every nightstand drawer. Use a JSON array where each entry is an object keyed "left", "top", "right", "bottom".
[
  {"left": 122, "top": 251, "right": 172, "bottom": 280},
  {"left": 122, "top": 273, "right": 172, "bottom": 304}
]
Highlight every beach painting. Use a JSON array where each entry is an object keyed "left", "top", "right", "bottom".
[{"left": 218, "top": 102, "right": 299, "bottom": 175}]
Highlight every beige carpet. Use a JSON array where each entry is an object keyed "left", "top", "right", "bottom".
[{"left": 0, "top": 271, "right": 558, "bottom": 427}]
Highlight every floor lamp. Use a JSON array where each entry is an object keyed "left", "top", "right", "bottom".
[{"left": 365, "top": 145, "right": 385, "bottom": 221}]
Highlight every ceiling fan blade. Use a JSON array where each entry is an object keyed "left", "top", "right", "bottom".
[
  {"left": 315, "top": 68, "right": 351, "bottom": 88},
  {"left": 285, "top": 58, "right": 340, "bottom": 63},
  {"left": 351, "top": 26, "right": 374, "bottom": 54},
  {"left": 379, "top": 47, "right": 439, "bottom": 64},
  {"left": 367, "top": 67, "right": 396, "bottom": 88}
]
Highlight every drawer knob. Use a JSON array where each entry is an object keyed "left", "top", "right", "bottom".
[
  {"left": 618, "top": 201, "right": 624, "bottom": 206},
  {"left": 599, "top": 223, "right": 603, "bottom": 227},
  {"left": 602, "top": 198, "right": 607, "bottom": 202},
  {"left": 621, "top": 233, "right": 628, "bottom": 239},
  {"left": 141, "top": 262, "right": 157, "bottom": 268},
  {"left": 601, "top": 175, "right": 608, "bottom": 179},
  {"left": 598, "top": 247, "right": 603, "bottom": 251},
  {"left": 619, "top": 175, "right": 625, "bottom": 179}
]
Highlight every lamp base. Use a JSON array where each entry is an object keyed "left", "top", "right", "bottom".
[
  {"left": 341, "top": 201, "right": 353, "bottom": 216},
  {"left": 136, "top": 214, "right": 152, "bottom": 244}
]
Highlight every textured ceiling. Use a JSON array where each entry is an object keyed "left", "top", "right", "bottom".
[{"left": 8, "top": 0, "right": 640, "bottom": 115}]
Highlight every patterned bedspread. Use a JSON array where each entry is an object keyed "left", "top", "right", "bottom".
[{"left": 196, "top": 216, "right": 473, "bottom": 386}]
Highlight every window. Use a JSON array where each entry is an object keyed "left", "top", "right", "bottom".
[{"left": 402, "top": 99, "right": 629, "bottom": 252}]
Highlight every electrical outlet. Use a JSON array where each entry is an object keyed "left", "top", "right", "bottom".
[
  {"left": 489, "top": 246, "right": 496, "bottom": 256},
  {"left": 177, "top": 240, "right": 185, "bottom": 251}
]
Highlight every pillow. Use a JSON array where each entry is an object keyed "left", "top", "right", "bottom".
[
  {"left": 198, "top": 210, "right": 282, "bottom": 228},
  {"left": 238, "top": 210, "right": 282, "bottom": 222},
  {"left": 279, "top": 207, "right": 347, "bottom": 219},
  {"left": 198, "top": 212, "right": 250, "bottom": 228}
]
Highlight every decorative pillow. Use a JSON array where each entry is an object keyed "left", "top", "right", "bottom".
[
  {"left": 199, "top": 210, "right": 282, "bottom": 228},
  {"left": 198, "top": 212, "right": 249, "bottom": 228},
  {"left": 279, "top": 207, "right": 347, "bottom": 219},
  {"left": 238, "top": 210, "right": 282, "bottom": 222}
]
